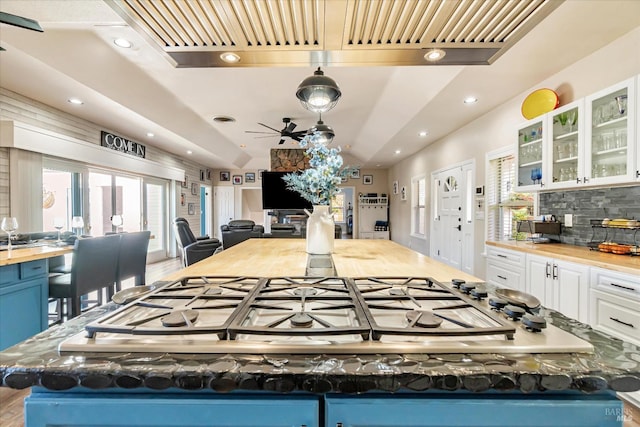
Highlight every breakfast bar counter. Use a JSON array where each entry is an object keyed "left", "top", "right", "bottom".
[{"left": 1, "top": 240, "right": 638, "bottom": 426}]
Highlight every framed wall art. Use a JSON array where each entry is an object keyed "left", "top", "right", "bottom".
[
  {"left": 199, "top": 169, "right": 205, "bottom": 181},
  {"left": 350, "top": 169, "right": 360, "bottom": 179},
  {"left": 206, "top": 169, "right": 211, "bottom": 180},
  {"left": 191, "top": 182, "right": 198, "bottom": 195},
  {"left": 180, "top": 193, "right": 186, "bottom": 206},
  {"left": 363, "top": 175, "right": 373, "bottom": 185},
  {"left": 181, "top": 175, "right": 188, "bottom": 188},
  {"left": 393, "top": 180, "right": 399, "bottom": 195},
  {"left": 220, "top": 171, "right": 230, "bottom": 181},
  {"left": 401, "top": 186, "right": 407, "bottom": 201},
  {"left": 233, "top": 175, "right": 243, "bottom": 185},
  {"left": 187, "top": 203, "right": 195, "bottom": 215},
  {"left": 258, "top": 169, "right": 265, "bottom": 179},
  {"left": 245, "top": 172, "right": 255, "bottom": 183}
]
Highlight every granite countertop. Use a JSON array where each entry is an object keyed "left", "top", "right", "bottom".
[{"left": 1, "top": 297, "right": 639, "bottom": 394}]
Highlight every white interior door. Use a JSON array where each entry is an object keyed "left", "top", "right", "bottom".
[
  {"left": 432, "top": 168, "right": 463, "bottom": 270},
  {"left": 214, "top": 186, "right": 234, "bottom": 240}
]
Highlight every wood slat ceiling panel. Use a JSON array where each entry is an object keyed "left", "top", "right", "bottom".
[{"left": 113, "top": 0, "right": 560, "bottom": 65}]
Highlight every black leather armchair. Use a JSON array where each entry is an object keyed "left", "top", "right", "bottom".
[
  {"left": 220, "top": 220, "right": 264, "bottom": 249},
  {"left": 269, "top": 223, "right": 298, "bottom": 238},
  {"left": 173, "top": 218, "right": 221, "bottom": 267}
]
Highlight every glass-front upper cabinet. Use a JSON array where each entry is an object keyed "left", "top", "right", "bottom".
[
  {"left": 546, "top": 100, "right": 584, "bottom": 189},
  {"left": 585, "top": 77, "right": 636, "bottom": 186},
  {"left": 516, "top": 118, "right": 545, "bottom": 191}
]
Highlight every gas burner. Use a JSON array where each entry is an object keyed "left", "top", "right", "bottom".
[
  {"left": 406, "top": 310, "right": 443, "bottom": 328},
  {"left": 290, "top": 312, "right": 314, "bottom": 328},
  {"left": 522, "top": 314, "right": 547, "bottom": 332},
  {"left": 503, "top": 305, "right": 526, "bottom": 321},
  {"left": 489, "top": 297, "right": 508, "bottom": 311},
  {"left": 470, "top": 287, "right": 488, "bottom": 301},
  {"left": 293, "top": 288, "right": 319, "bottom": 297},
  {"left": 161, "top": 310, "right": 199, "bottom": 327}
]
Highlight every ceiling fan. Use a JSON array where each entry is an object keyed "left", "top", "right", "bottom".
[{"left": 245, "top": 117, "right": 308, "bottom": 145}]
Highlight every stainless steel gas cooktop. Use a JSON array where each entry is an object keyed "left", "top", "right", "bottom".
[{"left": 59, "top": 276, "right": 594, "bottom": 354}]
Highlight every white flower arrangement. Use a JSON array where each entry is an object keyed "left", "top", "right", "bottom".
[{"left": 282, "top": 133, "right": 352, "bottom": 206}]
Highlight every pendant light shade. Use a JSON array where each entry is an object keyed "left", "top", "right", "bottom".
[
  {"left": 296, "top": 67, "right": 341, "bottom": 113},
  {"left": 310, "top": 117, "right": 335, "bottom": 144}
]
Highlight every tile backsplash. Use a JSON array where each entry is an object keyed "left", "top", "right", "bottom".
[{"left": 539, "top": 185, "right": 640, "bottom": 246}]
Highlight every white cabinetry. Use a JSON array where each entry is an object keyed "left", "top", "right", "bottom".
[
  {"left": 485, "top": 246, "right": 526, "bottom": 291},
  {"left": 590, "top": 267, "right": 640, "bottom": 346},
  {"left": 585, "top": 77, "right": 636, "bottom": 186},
  {"left": 515, "top": 77, "right": 637, "bottom": 191},
  {"left": 358, "top": 196, "right": 389, "bottom": 239},
  {"left": 525, "top": 254, "right": 590, "bottom": 323}
]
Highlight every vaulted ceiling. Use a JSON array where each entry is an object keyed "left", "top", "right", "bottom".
[{"left": 1, "top": 1, "right": 638, "bottom": 170}]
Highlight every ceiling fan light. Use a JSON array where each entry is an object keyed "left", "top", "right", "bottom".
[
  {"left": 296, "top": 67, "right": 341, "bottom": 113},
  {"left": 311, "top": 120, "right": 335, "bottom": 144}
]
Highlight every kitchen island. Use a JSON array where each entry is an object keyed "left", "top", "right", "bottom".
[{"left": 1, "top": 240, "right": 638, "bottom": 426}]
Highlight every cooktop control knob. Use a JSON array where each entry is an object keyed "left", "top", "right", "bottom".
[
  {"left": 521, "top": 314, "right": 547, "bottom": 332},
  {"left": 489, "top": 297, "right": 508, "bottom": 311},
  {"left": 451, "top": 279, "right": 465, "bottom": 289},
  {"left": 470, "top": 287, "right": 488, "bottom": 301},
  {"left": 460, "top": 283, "right": 476, "bottom": 294},
  {"left": 504, "top": 305, "right": 526, "bottom": 321}
]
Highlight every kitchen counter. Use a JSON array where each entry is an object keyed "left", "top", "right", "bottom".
[
  {"left": 0, "top": 244, "right": 72, "bottom": 266},
  {"left": 486, "top": 240, "right": 640, "bottom": 275},
  {"left": 1, "top": 239, "right": 638, "bottom": 395}
]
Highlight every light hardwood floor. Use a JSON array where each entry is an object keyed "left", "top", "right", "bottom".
[{"left": 0, "top": 256, "right": 182, "bottom": 427}]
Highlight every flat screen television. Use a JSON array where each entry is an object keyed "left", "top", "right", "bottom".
[{"left": 261, "top": 171, "right": 312, "bottom": 210}]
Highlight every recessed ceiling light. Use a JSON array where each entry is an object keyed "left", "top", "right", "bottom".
[
  {"left": 395, "top": 149, "right": 401, "bottom": 154},
  {"left": 146, "top": 132, "right": 154, "bottom": 137},
  {"left": 240, "top": 144, "right": 246, "bottom": 148},
  {"left": 114, "top": 38, "right": 132, "bottom": 48},
  {"left": 213, "top": 115, "right": 236, "bottom": 123},
  {"left": 187, "top": 150, "right": 193, "bottom": 155},
  {"left": 463, "top": 96, "right": 478, "bottom": 104},
  {"left": 68, "top": 98, "right": 83, "bottom": 105},
  {"left": 220, "top": 52, "right": 240, "bottom": 63},
  {"left": 424, "top": 49, "right": 446, "bottom": 62},
  {"left": 418, "top": 130, "right": 428, "bottom": 137}
]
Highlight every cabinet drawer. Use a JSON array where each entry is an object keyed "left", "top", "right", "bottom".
[
  {"left": 486, "top": 247, "right": 525, "bottom": 268},
  {"left": 590, "top": 289, "right": 640, "bottom": 346},
  {"left": 0, "top": 265, "right": 19, "bottom": 285},
  {"left": 20, "top": 259, "right": 47, "bottom": 280},
  {"left": 590, "top": 268, "right": 640, "bottom": 301},
  {"left": 486, "top": 262, "right": 525, "bottom": 291}
]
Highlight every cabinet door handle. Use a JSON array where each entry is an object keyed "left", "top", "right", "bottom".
[
  {"left": 552, "top": 264, "right": 558, "bottom": 280},
  {"left": 545, "top": 262, "right": 551, "bottom": 278},
  {"left": 31, "top": 266, "right": 43, "bottom": 270},
  {"left": 610, "top": 317, "right": 635, "bottom": 329},
  {"left": 497, "top": 275, "right": 507, "bottom": 280},
  {"left": 497, "top": 254, "right": 507, "bottom": 259},
  {"left": 610, "top": 283, "right": 635, "bottom": 292}
]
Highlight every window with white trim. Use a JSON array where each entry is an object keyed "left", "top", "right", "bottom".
[
  {"left": 411, "top": 175, "right": 426, "bottom": 238},
  {"left": 487, "top": 152, "right": 534, "bottom": 241}
]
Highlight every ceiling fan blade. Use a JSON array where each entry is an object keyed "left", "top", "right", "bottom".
[
  {"left": 258, "top": 123, "right": 281, "bottom": 132},
  {"left": 285, "top": 122, "right": 297, "bottom": 133},
  {"left": 0, "top": 12, "right": 43, "bottom": 32},
  {"left": 278, "top": 138, "right": 286, "bottom": 145},
  {"left": 254, "top": 135, "right": 278, "bottom": 139},
  {"left": 245, "top": 130, "right": 277, "bottom": 134}
]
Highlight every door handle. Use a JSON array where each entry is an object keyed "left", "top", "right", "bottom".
[
  {"left": 610, "top": 317, "right": 635, "bottom": 328},
  {"left": 545, "top": 262, "right": 551, "bottom": 278},
  {"left": 455, "top": 225, "right": 461, "bottom": 231},
  {"left": 552, "top": 264, "right": 558, "bottom": 280}
]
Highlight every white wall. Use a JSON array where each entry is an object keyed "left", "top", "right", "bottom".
[{"left": 388, "top": 27, "right": 640, "bottom": 279}]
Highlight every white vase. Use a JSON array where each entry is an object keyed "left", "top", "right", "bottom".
[{"left": 304, "top": 205, "right": 334, "bottom": 255}]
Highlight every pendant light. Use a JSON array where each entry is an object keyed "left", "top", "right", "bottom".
[
  {"left": 295, "top": 67, "right": 342, "bottom": 113},
  {"left": 310, "top": 114, "right": 335, "bottom": 144}
]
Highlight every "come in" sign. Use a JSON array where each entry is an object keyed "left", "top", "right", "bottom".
[{"left": 100, "top": 131, "right": 146, "bottom": 158}]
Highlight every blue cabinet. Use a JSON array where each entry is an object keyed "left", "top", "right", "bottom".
[
  {"left": 25, "top": 391, "right": 319, "bottom": 427},
  {"left": 325, "top": 394, "right": 624, "bottom": 426},
  {"left": 0, "top": 260, "right": 49, "bottom": 350}
]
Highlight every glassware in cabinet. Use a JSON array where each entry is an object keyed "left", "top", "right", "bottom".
[
  {"left": 548, "top": 101, "right": 583, "bottom": 188},
  {"left": 516, "top": 119, "right": 545, "bottom": 191},
  {"left": 585, "top": 77, "right": 636, "bottom": 185}
]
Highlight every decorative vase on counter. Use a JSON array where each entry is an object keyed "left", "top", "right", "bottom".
[{"left": 304, "top": 205, "right": 334, "bottom": 255}]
